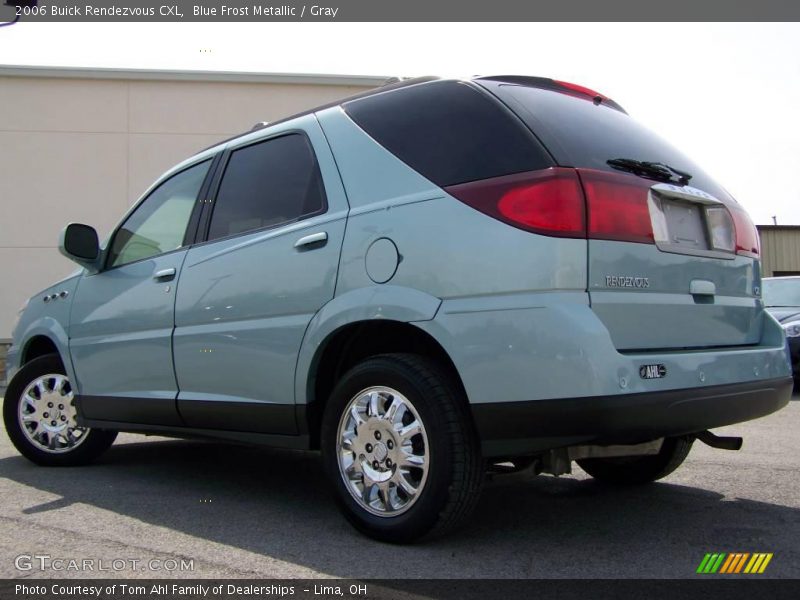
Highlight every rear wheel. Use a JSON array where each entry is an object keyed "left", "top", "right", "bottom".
[
  {"left": 3, "top": 355, "right": 117, "bottom": 466},
  {"left": 321, "top": 353, "right": 483, "bottom": 543},
  {"left": 576, "top": 436, "right": 693, "bottom": 484}
]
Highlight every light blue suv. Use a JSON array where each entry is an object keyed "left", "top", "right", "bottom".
[{"left": 3, "top": 76, "right": 793, "bottom": 542}]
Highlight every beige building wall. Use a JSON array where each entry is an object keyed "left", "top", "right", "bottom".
[
  {"left": 0, "top": 66, "right": 386, "bottom": 342},
  {"left": 757, "top": 225, "right": 800, "bottom": 277}
]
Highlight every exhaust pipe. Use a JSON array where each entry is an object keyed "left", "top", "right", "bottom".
[{"left": 696, "top": 430, "right": 743, "bottom": 451}]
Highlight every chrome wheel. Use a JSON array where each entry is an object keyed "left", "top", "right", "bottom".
[
  {"left": 337, "top": 386, "right": 429, "bottom": 517},
  {"left": 17, "top": 373, "right": 88, "bottom": 453}
]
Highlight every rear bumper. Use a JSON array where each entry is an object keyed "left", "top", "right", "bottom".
[{"left": 472, "top": 376, "right": 793, "bottom": 457}]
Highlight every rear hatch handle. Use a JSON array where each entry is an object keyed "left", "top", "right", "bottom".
[{"left": 690, "top": 279, "right": 716, "bottom": 296}]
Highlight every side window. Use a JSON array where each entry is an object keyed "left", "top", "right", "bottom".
[
  {"left": 207, "top": 133, "right": 326, "bottom": 242},
  {"left": 344, "top": 80, "right": 551, "bottom": 187},
  {"left": 108, "top": 160, "right": 210, "bottom": 268}
]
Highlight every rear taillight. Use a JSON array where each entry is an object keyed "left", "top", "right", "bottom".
[
  {"left": 578, "top": 169, "right": 655, "bottom": 244},
  {"left": 445, "top": 168, "right": 586, "bottom": 238},
  {"left": 728, "top": 205, "right": 760, "bottom": 258},
  {"left": 448, "top": 167, "right": 760, "bottom": 259},
  {"left": 447, "top": 167, "right": 654, "bottom": 243}
]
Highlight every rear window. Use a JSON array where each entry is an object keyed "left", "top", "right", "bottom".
[
  {"left": 482, "top": 82, "right": 731, "bottom": 200},
  {"left": 344, "top": 80, "right": 552, "bottom": 187}
]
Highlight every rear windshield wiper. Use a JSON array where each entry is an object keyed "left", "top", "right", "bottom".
[{"left": 607, "top": 158, "right": 692, "bottom": 185}]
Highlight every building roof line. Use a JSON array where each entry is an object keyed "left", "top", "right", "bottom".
[
  {"left": 0, "top": 64, "right": 393, "bottom": 87},
  {"left": 199, "top": 75, "right": 440, "bottom": 152}
]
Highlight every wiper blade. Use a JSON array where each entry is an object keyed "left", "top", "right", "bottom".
[{"left": 607, "top": 158, "right": 692, "bottom": 185}]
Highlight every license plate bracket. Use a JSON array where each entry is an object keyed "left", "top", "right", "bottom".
[{"left": 661, "top": 199, "right": 709, "bottom": 251}]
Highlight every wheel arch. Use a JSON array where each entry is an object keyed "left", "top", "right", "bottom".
[
  {"left": 11, "top": 319, "right": 76, "bottom": 386},
  {"left": 302, "top": 319, "right": 470, "bottom": 449},
  {"left": 22, "top": 335, "right": 61, "bottom": 365},
  {"left": 295, "top": 285, "right": 472, "bottom": 449}
]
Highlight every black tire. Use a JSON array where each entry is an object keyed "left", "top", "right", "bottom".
[
  {"left": 576, "top": 436, "right": 693, "bottom": 484},
  {"left": 321, "top": 353, "right": 483, "bottom": 543},
  {"left": 3, "top": 354, "right": 117, "bottom": 466}
]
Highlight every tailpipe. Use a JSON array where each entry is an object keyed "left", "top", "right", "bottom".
[{"left": 696, "top": 430, "right": 743, "bottom": 451}]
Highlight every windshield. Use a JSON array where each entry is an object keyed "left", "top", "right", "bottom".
[{"left": 762, "top": 279, "right": 800, "bottom": 307}]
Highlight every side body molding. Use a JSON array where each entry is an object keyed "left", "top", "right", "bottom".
[{"left": 294, "top": 285, "right": 442, "bottom": 406}]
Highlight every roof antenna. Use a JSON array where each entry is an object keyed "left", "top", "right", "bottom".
[
  {"left": 251, "top": 121, "right": 269, "bottom": 131},
  {"left": 772, "top": 216, "right": 777, "bottom": 225}
]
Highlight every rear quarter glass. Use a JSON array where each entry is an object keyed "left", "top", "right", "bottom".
[
  {"left": 343, "top": 80, "right": 553, "bottom": 187},
  {"left": 479, "top": 81, "right": 733, "bottom": 202}
]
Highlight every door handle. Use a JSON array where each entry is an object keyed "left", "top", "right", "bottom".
[
  {"left": 153, "top": 267, "right": 176, "bottom": 281},
  {"left": 294, "top": 231, "right": 328, "bottom": 249}
]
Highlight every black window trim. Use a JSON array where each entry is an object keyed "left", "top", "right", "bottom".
[
  {"left": 100, "top": 156, "right": 217, "bottom": 273},
  {"left": 183, "top": 152, "right": 224, "bottom": 246},
  {"left": 195, "top": 129, "right": 329, "bottom": 247},
  {"left": 469, "top": 80, "right": 558, "bottom": 166},
  {"left": 478, "top": 80, "right": 573, "bottom": 168}
]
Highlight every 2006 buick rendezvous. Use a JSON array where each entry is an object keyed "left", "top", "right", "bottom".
[{"left": 4, "top": 76, "right": 792, "bottom": 542}]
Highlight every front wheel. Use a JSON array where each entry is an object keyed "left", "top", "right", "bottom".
[
  {"left": 321, "top": 354, "right": 483, "bottom": 543},
  {"left": 3, "top": 354, "right": 117, "bottom": 466},
  {"left": 576, "top": 436, "right": 694, "bottom": 484}
]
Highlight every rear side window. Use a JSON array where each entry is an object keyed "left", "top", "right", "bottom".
[
  {"left": 344, "top": 80, "right": 551, "bottom": 187},
  {"left": 483, "top": 82, "right": 730, "bottom": 200},
  {"left": 207, "top": 133, "right": 326, "bottom": 241}
]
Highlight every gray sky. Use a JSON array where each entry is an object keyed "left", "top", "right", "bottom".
[{"left": 1, "top": 22, "right": 799, "bottom": 224}]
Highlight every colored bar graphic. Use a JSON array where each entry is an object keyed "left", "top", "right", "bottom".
[
  {"left": 699, "top": 552, "right": 773, "bottom": 574},
  {"left": 697, "top": 554, "right": 713, "bottom": 574},
  {"left": 746, "top": 554, "right": 761, "bottom": 573},
  {"left": 710, "top": 553, "right": 725, "bottom": 573},
  {"left": 734, "top": 553, "right": 749, "bottom": 573},
  {"left": 719, "top": 554, "right": 736, "bottom": 573},
  {"left": 704, "top": 554, "right": 720, "bottom": 574},
  {"left": 720, "top": 553, "right": 739, "bottom": 574},
  {"left": 758, "top": 553, "right": 773, "bottom": 573},
  {"left": 729, "top": 553, "right": 742, "bottom": 573}
]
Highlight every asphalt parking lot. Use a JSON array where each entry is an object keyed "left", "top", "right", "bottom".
[{"left": 0, "top": 387, "right": 798, "bottom": 580}]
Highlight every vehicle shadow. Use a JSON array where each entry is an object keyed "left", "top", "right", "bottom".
[{"left": 1, "top": 437, "right": 798, "bottom": 578}]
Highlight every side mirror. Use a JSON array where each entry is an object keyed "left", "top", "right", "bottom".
[{"left": 59, "top": 223, "right": 100, "bottom": 271}]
